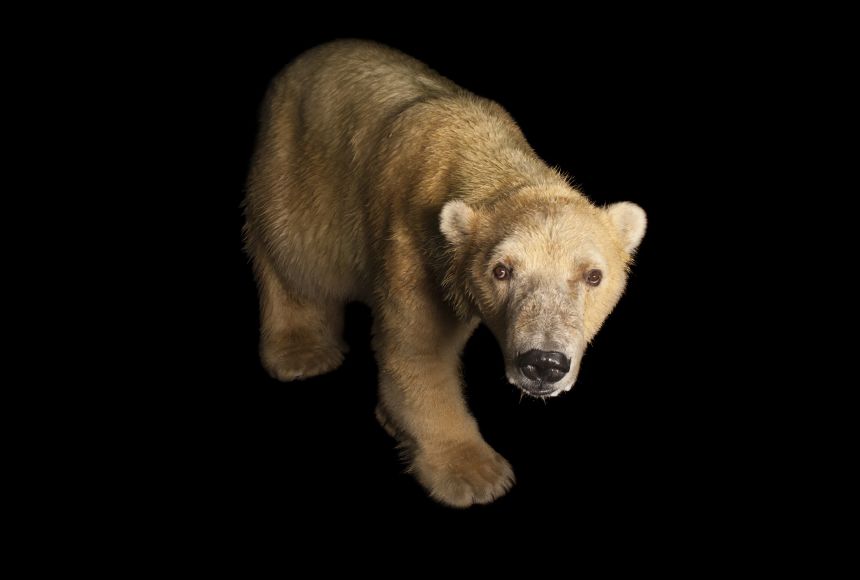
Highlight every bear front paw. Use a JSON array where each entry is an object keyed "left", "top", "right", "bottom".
[{"left": 411, "top": 441, "right": 515, "bottom": 508}]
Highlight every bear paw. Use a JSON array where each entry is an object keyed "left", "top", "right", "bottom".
[
  {"left": 260, "top": 340, "right": 345, "bottom": 382},
  {"left": 412, "top": 441, "right": 515, "bottom": 508}
]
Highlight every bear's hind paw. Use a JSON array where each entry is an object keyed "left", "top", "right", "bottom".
[{"left": 260, "top": 342, "right": 345, "bottom": 382}]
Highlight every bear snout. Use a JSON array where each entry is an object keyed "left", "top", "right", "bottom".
[{"left": 516, "top": 349, "right": 570, "bottom": 385}]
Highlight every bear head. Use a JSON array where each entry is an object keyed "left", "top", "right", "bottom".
[{"left": 440, "top": 186, "right": 646, "bottom": 398}]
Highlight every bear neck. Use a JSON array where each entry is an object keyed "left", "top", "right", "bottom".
[{"left": 449, "top": 145, "right": 576, "bottom": 206}]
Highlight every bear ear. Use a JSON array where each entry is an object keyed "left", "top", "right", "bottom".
[
  {"left": 440, "top": 200, "right": 476, "bottom": 245},
  {"left": 606, "top": 202, "right": 647, "bottom": 253}
]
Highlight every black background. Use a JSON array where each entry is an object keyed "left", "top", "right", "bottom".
[{"left": 172, "top": 17, "right": 768, "bottom": 533}]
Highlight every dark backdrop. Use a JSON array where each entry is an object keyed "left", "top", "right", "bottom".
[{"left": 177, "top": 20, "right": 757, "bottom": 533}]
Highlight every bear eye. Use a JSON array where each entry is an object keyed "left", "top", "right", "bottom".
[
  {"left": 585, "top": 269, "right": 602, "bottom": 286},
  {"left": 493, "top": 265, "right": 511, "bottom": 280}
]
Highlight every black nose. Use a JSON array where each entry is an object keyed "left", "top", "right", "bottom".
[{"left": 517, "top": 350, "right": 571, "bottom": 384}]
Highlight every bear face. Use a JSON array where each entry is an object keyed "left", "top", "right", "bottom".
[{"left": 440, "top": 188, "right": 646, "bottom": 397}]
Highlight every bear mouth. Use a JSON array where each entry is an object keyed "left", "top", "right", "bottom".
[
  {"left": 507, "top": 374, "right": 565, "bottom": 398},
  {"left": 520, "top": 381, "right": 558, "bottom": 397}
]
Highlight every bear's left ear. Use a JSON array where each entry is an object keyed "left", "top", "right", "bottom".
[
  {"left": 606, "top": 202, "right": 647, "bottom": 253},
  {"left": 440, "top": 200, "right": 476, "bottom": 245}
]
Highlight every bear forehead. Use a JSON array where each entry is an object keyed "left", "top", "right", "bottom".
[
  {"left": 490, "top": 201, "right": 614, "bottom": 246},
  {"left": 491, "top": 229, "right": 609, "bottom": 270},
  {"left": 483, "top": 194, "right": 601, "bottom": 229}
]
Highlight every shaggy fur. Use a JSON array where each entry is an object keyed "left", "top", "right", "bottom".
[{"left": 244, "top": 40, "right": 646, "bottom": 507}]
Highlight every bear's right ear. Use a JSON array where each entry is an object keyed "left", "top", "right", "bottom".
[{"left": 440, "top": 200, "right": 476, "bottom": 245}]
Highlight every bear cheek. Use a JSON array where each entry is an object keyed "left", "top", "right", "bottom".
[
  {"left": 584, "top": 284, "right": 622, "bottom": 339},
  {"left": 482, "top": 301, "right": 507, "bottom": 334},
  {"left": 479, "top": 297, "right": 509, "bottom": 339}
]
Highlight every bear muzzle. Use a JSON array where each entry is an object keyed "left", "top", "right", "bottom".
[{"left": 516, "top": 349, "right": 571, "bottom": 396}]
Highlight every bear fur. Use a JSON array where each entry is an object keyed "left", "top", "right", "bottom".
[{"left": 244, "top": 40, "right": 646, "bottom": 507}]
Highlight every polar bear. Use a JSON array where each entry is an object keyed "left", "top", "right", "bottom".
[{"left": 244, "top": 40, "right": 646, "bottom": 507}]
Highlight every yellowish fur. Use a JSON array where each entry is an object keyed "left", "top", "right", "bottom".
[{"left": 244, "top": 40, "right": 646, "bottom": 507}]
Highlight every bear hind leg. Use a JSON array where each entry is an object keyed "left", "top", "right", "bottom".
[{"left": 253, "top": 252, "right": 347, "bottom": 382}]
